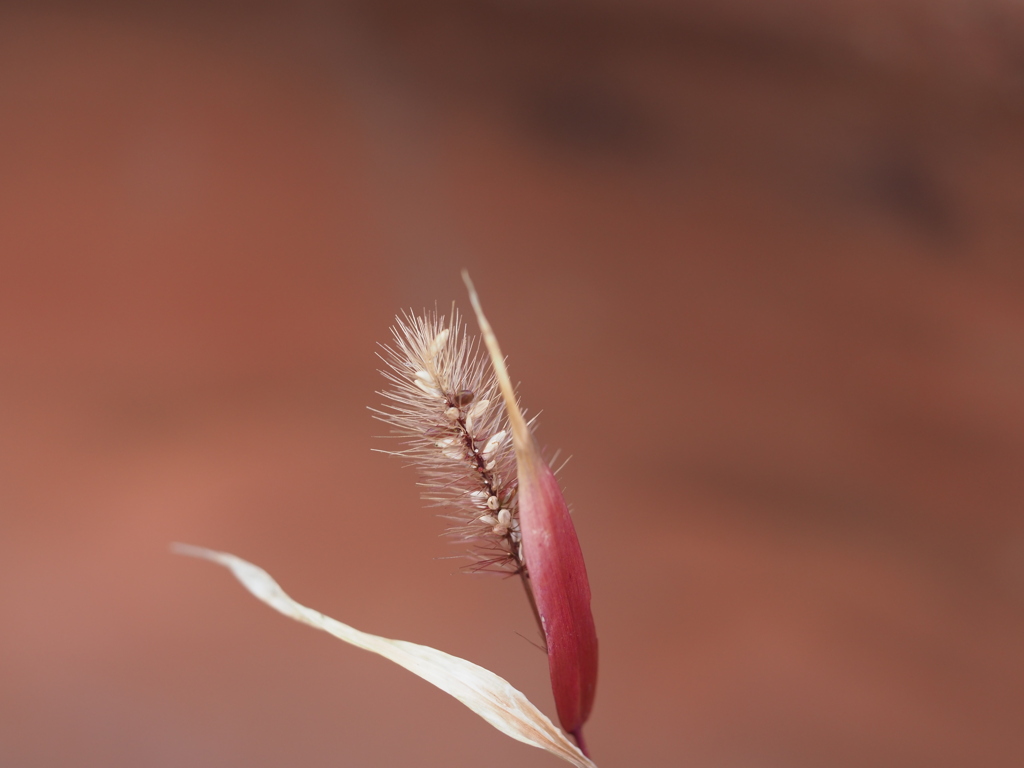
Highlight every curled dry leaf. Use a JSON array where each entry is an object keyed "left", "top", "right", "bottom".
[{"left": 172, "top": 544, "right": 596, "bottom": 768}]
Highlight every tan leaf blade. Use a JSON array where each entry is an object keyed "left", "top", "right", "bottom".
[{"left": 173, "top": 544, "right": 597, "bottom": 768}]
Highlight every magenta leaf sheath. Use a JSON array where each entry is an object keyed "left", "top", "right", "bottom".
[
  {"left": 516, "top": 437, "right": 598, "bottom": 739},
  {"left": 463, "top": 272, "right": 598, "bottom": 745}
]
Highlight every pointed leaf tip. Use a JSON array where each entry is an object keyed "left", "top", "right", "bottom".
[{"left": 462, "top": 277, "right": 599, "bottom": 737}]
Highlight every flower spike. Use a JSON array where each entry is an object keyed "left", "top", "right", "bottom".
[{"left": 372, "top": 309, "right": 533, "bottom": 576}]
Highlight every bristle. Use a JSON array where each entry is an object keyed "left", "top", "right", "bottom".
[{"left": 372, "top": 309, "right": 526, "bottom": 575}]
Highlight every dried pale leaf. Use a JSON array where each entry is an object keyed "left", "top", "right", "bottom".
[{"left": 173, "top": 544, "right": 596, "bottom": 768}]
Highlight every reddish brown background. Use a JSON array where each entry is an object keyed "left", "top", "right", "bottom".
[{"left": 2, "top": 2, "right": 1024, "bottom": 766}]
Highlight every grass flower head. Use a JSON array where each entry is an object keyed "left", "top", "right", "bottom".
[
  {"left": 374, "top": 277, "right": 599, "bottom": 753},
  {"left": 372, "top": 308, "right": 527, "bottom": 575}
]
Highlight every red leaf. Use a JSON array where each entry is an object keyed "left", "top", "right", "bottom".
[
  {"left": 516, "top": 438, "right": 599, "bottom": 736},
  {"left": 463, "top": 272, "right": 599, "bottom": 744}
]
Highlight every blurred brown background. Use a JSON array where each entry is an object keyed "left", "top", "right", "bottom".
[{"left": 2, "top": 2, "right": 1023, "bottom": 766}]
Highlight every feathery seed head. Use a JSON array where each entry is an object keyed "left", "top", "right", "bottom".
[{"left": 372, "top": 309, "right": 525, "bottom": 575}]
